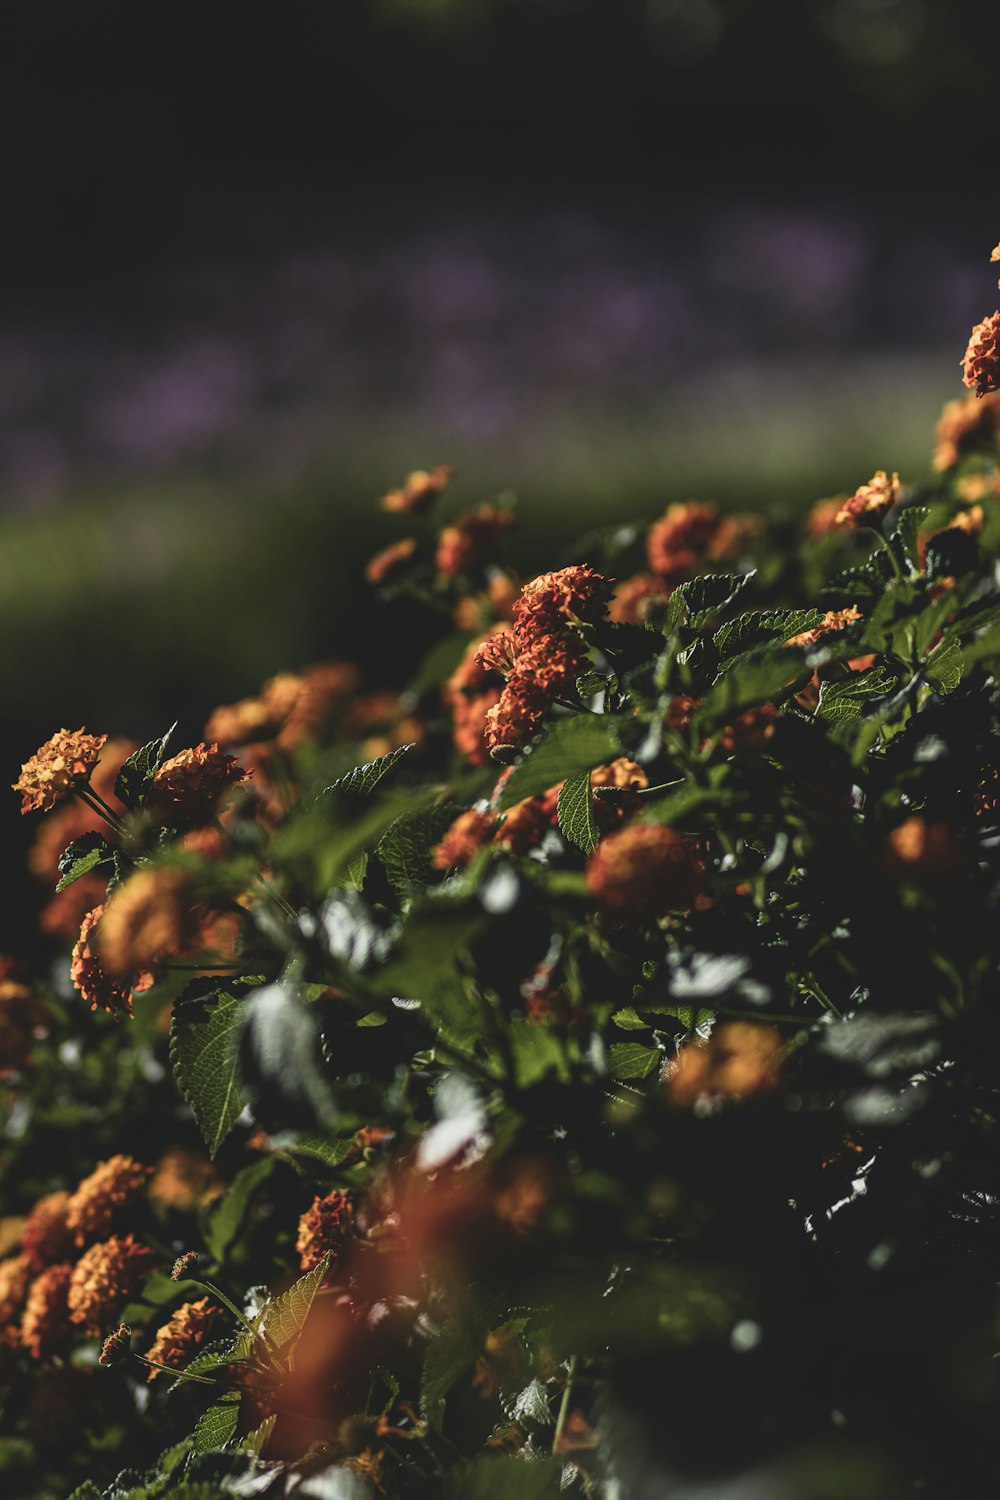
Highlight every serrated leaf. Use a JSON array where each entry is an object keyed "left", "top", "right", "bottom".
[
  {"left": 168, "top": 1335, "right": 256, "bottom": 1394},
  {"left": 496, "top": 716, "right": 623, "bottom": 809},
  {"left": 612, "top": 1006, "right": 647, "bottom": 1030},
  {"left": 893, "top": 504, "right": 931, "bottom": 564},
  {"left": 377, "top": 801, "right": 459, "bottom": 896},
  {"left": 201, "top": 1159, "right": 274, "bottom": 1264},
  {"left": 273, "top": 1132, "right": 358, "bottom": 1170},
  {"left": 261, "top": 1253, "right": 330, "bottom": 1354},
  {"left": 609, "top": 1042, "right": 661, "bottom": 1080},
  {"left": 512, "top": 1377, "right": 554, "bottom": 1426},
  {"left": 713, "top": 608, "right": 825, "bottom": 663},
  {"left": 115, "top": 722, "right": 177, "bottom": 810},
  {"left": 192, "top": 1393, "right": 241, "bottom": 1453},
  {"left": 240, "top": 1414, "right": 276, "bottom": 1457},
  {"left": 666, "top": 571, "right": 756, "bottom": 633},
  {"left": 323, "top": 744, "right": 413, "bottom": 799},
  {"left": 56, "top": 832, "right": 114, "bottom": 891},
  {"left": 924, "top": 638, "right": 963, "bottom": 695},
  {"left": 576, "top": 669, "right": 609, "bottom": 699},
  {"left": 556, "top": 769, "right": 599, "bottom": 854},
  {"left": 170, "top": 988, "right": 246, "bottom": 1158},
  {"left": 816, "top": 666, "right": 899, "bottom": 722}
]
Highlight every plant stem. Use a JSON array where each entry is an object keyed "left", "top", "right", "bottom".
[{"left": 552, "top": 1355, "right": 577, "bottom": 1454}]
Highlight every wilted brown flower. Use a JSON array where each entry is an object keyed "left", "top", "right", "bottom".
[
  {"left": 67, "top": 1235, "right": 157, "bottom": 1335},
  {"left": 149, "top": 1150, "right": 223, "bottom": 1214},
  {"left": 933, "top": 392, "right": 1000, "bottom": 470},
  {"left": 66, "top": 1156, "right": 151, "bottom": 1246},
  {"left": 512, "top": 566, "right": 611, "bottom": 641},
  {"left": 71, "top": 905, "right": 147, "bottom": 1018},
  {"left": 13, "top": 729, "right": 108, "bottom": 815},
  {"left": 22, "top": 1191, "right": 73, "bottom": 1270},
  {"left": 149, "top": 743, "right": 246, "bottom": 826},
  {"left": 145, "top": 1298, "right": 220, "bottom": 1380},
  {"left": 962, "top": 311, "right": 1000, "bottom": 397},
  {"left": 97, "top": 868, "right": 199, "bottom": 978},
  {"left": 21, "top": 1263, "right": 73, "bottom": 1360},
  {"left": 296, "top": 1190, "right": 353, "bottom": 1273},
  {"left": 379, "top": 464, "right": 455, "bottom": 514},
  {"left": 834, "top": 471, "right": 901, "bottom": 528},
  {"left": 431, "top": 808, "right": 497, "bottom": 871},
  {"left": 668, "top": 1022, "right": 784, "bottom": 1108},
  {"left": 365, "top": 536, "right": 417, "bottom": 586},
  {"left": 647, "top": 502, "right": 721, "bottom": 582},
  {"left": 0, "top": 1253, "right": 31, "bottom": 1324},
  {"left": 586, "top": 823, "right": 704, "bottom": 916},
  {"left": 435, "top": 506, "right": 515, "bottom": 578},
  {"left": 99, "top": 1322, "right": 132, "bottom": 1366},
  {"left": 883, "top": 816, "right": 962, "bottom": 883}
]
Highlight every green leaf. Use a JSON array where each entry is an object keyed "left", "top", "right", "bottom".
[
  {"left": 240, "top": 1414, "right": 276, "bottom": 1457},
  {"left": 609, "top": 1042, "right": 661, "bottom": 1080},
  {"left": 924, "top": 638, "right": 963, "bottom": 695},
  {"left": 56, "top": 832, "right": 114, "bottom": 891},
  {"left": 666, "top": 571, "right": 756, "bottom": 632},
  {"left": 421, "top": 1303, "right": 492, "bottom": 1432},
  {"left": 261, "top": 1253, "right": 330, "bottom": 1354},
  {"left": 274, "top": 1132, "right": 358, "bottom": 1170},
  {"left": 556, "top": 769, "right": 599, "bottom": 854},
  {"left": 695, "top": 648, "right": 809, "bottom": 733},
  {"left": 441, "top": 1456, "right": 563, "bottom": 1499},
  {"left": 893, "top": 504, "right": 931, "bottom": 565},
  {"left": 713, "top": 608, "right": 825, "bottom": 663},
  {"left": 192, "top": 1393, "right": 241, "bottom": 1453},
  {"left": 816, "top": 666, "right": 899, "bottom": 723},
  {"left": 612, "top": 1006, "right": 647, "bottom": 1030},
  {"left": 201, "top": 1159, "right": 274, "bottom": 1264},
  {"left": 496, "top": 716, "right": 622, "bottom": 809},
  {"left": 170, "top": 987, "right": 246, "bottom": 1159},
  {"left": 114, "top": 722, "right": 177, "bottom": 810},
  {"left": 323, "top": 744, "right": 413, "bottom": 798},
  {"left": 377, "top": 801, "right": 460, "bottom": 896}
]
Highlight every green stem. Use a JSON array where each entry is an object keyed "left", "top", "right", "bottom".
[
  {"left": 134, "top": 1353, "right": 220, "bottom": 1386},
  {"left": 552, "top": 1355, "right": 578, "bottom": 1454},
  {"left": 195, "top": 1279, "right": 278, "bottom": 1358},
  {"left": 74, "top": 786, "right": 128, "bottom": 836}
]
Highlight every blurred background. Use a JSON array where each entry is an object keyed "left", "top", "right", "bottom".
[{"left": 2, "top": 0, "right": 997, "bottom": 949}]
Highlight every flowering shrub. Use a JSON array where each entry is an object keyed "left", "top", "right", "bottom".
[{"left": 7, "top": 247, "right": 1000, "bottom": 1499}]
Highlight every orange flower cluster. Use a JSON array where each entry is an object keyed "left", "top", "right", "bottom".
[
  {"left": 70, "top": 905, "right": 151, "bottom": 1018},
  {"left": 478, "top": 566, "right": 612, "bottom": 757},
  {"left": 431, "top": 807, "right": 497, "bottom": 871},
  {"left": 379, "top": 464, "right": 455, "bottom": 514},
  {"left": 21, "top": 1264, "right": 73, "bottom": 1361},
  {"left": 145, "top": 1297, "right": 220, "bottom": 1380},
  {"left": 296, "top": 1190, "right": 354, "bottom": 1273},
  {"left": 0, "top": 1254, "right": 31, "bottom": 1325},
  {"left": 609, "top": 573, "right": 672, "bottom": 625},
  {"left": 834, "top": 471, "right": 901, "bottom": 528},
  {"left": 647, "top": 502, "right": 725, "bottom": 584},
  {"left": 805, "top": 496, "right": 848, "bottom": 538},
  {"left": 25, "top": 737, "right": 136, "bottom": 942},
  {"left": 933, "top": 392, "right": 1000, "bottom": 470},
  {"left": 66, "top": 1156, "right": 151, "bottom": 1246},
  {"left": 67, "top": 1234, "right": 157, "bottom": 1336},
  {"left": 13, "top": 729, "right": 108, "bottom": 815},
  {"left": 962, "top": 310, "right": 1000, "bottom": 397},
  {"left": 22, "top": 1192, "right": 73, "bottom": 1271},
  {"left": 668, "top": 1022, "right": 783, "bottom": 1108},
  {"left": 586, "top": 823, "right": 704, "bottom": 916},
  {"left": 148, "top": 1148, "right": 223, "bottom": 1213},
  {"left": 365, "top": 536, "right": 417, "bottom": 586},
  {"left": 444, "top": 631, "right": 508, "bottom": 767},
  {"left": 883, "top": 816, "right": 962, "bottom": 884},
  {"left": 436, "top": 505, "right": 515, "bottom": 578},
  {"left": 97, "top": 868, "right": 200, "bottom": 978},
  {"left": 149, "top": 743, "right": 246, "bottom": 827},
  {"left": 205, "top": 661, "right": 359, "bottom": 752}
]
